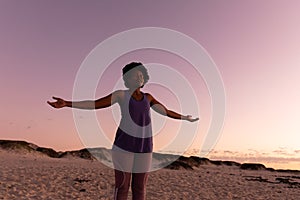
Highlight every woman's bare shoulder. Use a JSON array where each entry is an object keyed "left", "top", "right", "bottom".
[
  {"left": 113, "top": 90, "right": 126, "bottom": 101},
  {"left": 145, "top": 92, "right": 154, "bottom": 97},
  {"left": 144, "top": 92, "right": 154, "bottom": 102}
]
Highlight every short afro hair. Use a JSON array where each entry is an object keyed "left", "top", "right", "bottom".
[{"left": 122, "top": 62, "right": 149, "bottom": 88}]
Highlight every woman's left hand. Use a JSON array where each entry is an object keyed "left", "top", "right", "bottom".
[{"left": 185, "top": 115, "right": 199, "bottom": 122}]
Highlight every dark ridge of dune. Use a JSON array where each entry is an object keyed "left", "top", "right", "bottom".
[
  {"left": 1, "top": 139, "right": 299, "bottom": 173},
  {"left": 36, "top": 147, "right": 60, "bottom": 158},
  {"left": 164, "top": 160, "right": 194, "bottom": 170},
  {"left": 0, "top": 140, "right": 35, "bottom": 152},
  {"left": 59, "top": 148, "right": 95, "bottom": 160},
  {"left": 165, "top": 156, "right": 242, "bottom": 170},
  {"left": 240, "top": 163, "right": 266, "bottom": 170},
  {"left": 222, "top": 161, "right": 241, "bottom": 167},
  {"left": 178, "top": 156, "right": 211, "bottom": 167}
]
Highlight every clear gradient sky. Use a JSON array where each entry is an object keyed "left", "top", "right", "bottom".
[{"left": 1, "top": 1, "right": 300, "bottom": 170}]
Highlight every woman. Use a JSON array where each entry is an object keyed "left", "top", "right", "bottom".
[{"left": 48, "top": 62, "right": 198, "bottom": 200}]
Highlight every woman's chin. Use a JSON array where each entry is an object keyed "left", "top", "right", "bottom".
[{"left": 136, "top": 82, "right": 144, "bottom": 87}]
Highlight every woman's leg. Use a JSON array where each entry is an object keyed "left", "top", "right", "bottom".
[
  {"left": 131, "top": 153, "right": 152, "bottom": 200},
  {"left": 131, "top": 172, "right": 148, "bottom": 200},
  {"left": 114, "top": 170, "right": 131, "bottom": 200},
  {"left": 112, "top": 150, "right": 134, "bottom": 200}
]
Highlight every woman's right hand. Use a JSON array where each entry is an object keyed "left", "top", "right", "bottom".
[{"left": 47, "top": 97, "right": 67, "bottom": 109}]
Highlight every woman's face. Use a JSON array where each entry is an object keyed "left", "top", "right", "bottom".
[{"left": 127, "top": 69, "right": 144, "bottom": 89}]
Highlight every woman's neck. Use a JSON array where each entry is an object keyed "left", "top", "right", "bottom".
[
  {"left": 128, "top": 88, "right": 144, "bottom": 101},
  {"left": 129, "top": 88, "right": 141, "bottom": 95}
]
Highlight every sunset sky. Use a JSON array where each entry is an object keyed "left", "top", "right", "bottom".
[{"left": 1, "top": 1, "right": 300, "bottom": 170}]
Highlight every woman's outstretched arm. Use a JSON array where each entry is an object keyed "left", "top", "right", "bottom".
[
  {"left": 47, "top": 91, "right": 122, "bottom": 110},
  {"left": 146, "top": 93, "right": 199, "bottom": 122}
]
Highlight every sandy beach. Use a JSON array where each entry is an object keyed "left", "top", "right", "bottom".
[{"left": 1, "top": 149, "right": 300, "bottom": 200}]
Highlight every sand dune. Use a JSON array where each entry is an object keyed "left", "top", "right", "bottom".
[{"left": 1, "top": 140, "right": 300, "bottom": 199}]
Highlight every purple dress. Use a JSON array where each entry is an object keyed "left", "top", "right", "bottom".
[{"left": 113, "top": 90, "right": 153, "bottom": 153}]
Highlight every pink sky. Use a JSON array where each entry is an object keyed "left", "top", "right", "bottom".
[{"left": 1, "top": 1, "right": 300, "bottom": 169}]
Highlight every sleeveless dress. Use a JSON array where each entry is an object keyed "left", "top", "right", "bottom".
[{"left": 113, "top": 90, "right": 153, "bottom": 153}]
